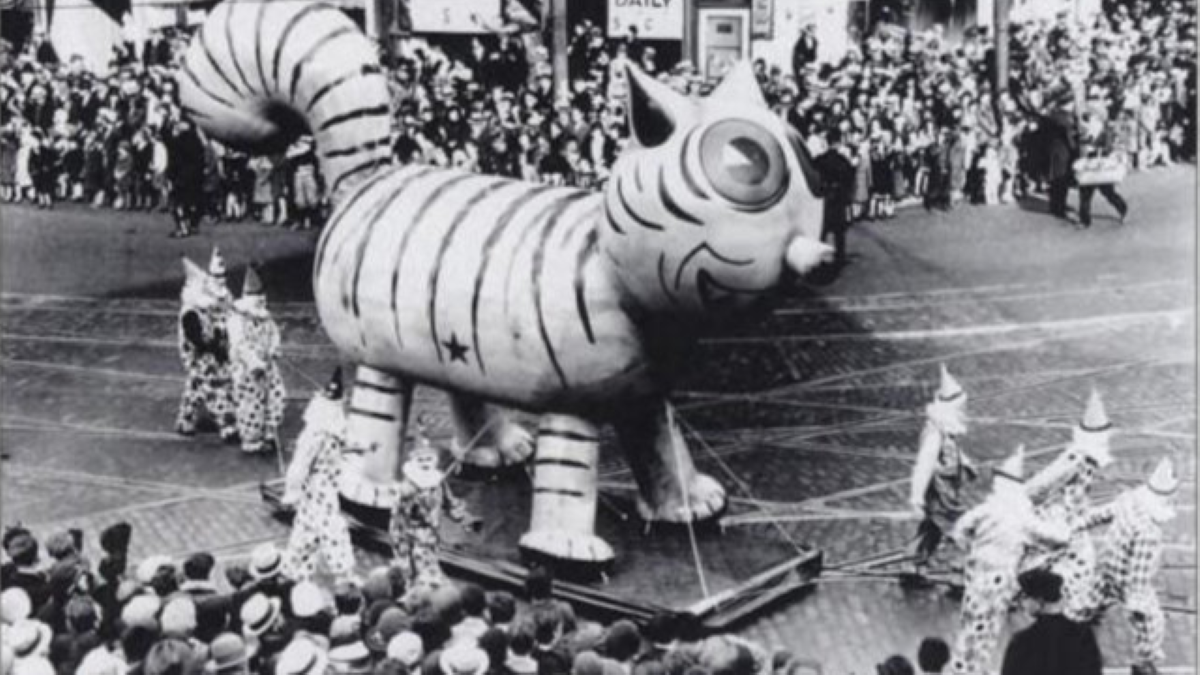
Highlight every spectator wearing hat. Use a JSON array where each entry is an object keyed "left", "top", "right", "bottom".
[
  {"left": 441, "top": 643, "right": 489, "bottom": 675},
  {"left": 289, "top": 582, "right": 333, "bottom": 651},
  {"left": 207, "top": 632, "right": 255, "bottom": 675},
  {"left": 386, "top": 631, "right": 424, "bottom": 670},
  {"left": 1000, "top": 569, "right": 1100, "bottom": 675},
  {"left": 328, "top": 640, "right": 372, "bottom": 675},
  {"left": 813, "top": 127, "right": 855, "bottom": 271},
  {"left": 876, "top": 656, "right": 915, "bottom": 675},
  {"left": 249, "top": 544, "right": 293, "bottom": 607},
  {"left": 49, "top": 596, "right": 103, "bottom": 674},
  {"left": 144, "top": 639, "right": 204, "bottom": 675},
  {"left": 3, "top": 529, "right": 49, "bottom": 611},
  {"left": 275, "top": 639, "right": 328, "bottom": 675},
  {"left": 2, "top": 588, "right": 32, "bottom": 626},
  {"left": 119, "top": 625, "right": 159, "bottom": 675},
  {"left": 916, "top": 638, "right": 950, "bottom": 675},
  {"left": 9, "top": 619, "right": 53, "bottom": 662},
  {"left": 240, "top": 593, "right": 291, "bottom": 664},
  {"left": 120, "top": 595, "right": 162, "bottom": 632}
]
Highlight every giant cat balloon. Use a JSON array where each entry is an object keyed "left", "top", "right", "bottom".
[{"left": 179, "top": 1, "right": 832, "bottom": 564}]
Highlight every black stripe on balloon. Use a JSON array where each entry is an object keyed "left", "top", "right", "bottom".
[
  {"left": 679, "top": 129, "right": 710, "bottom": 200},
  {"left": 180, "top": 104, "right": 212, "bottom": 120},
  {"left": 348, "top": 406, "right": 396, "bottom": 423},
  {"left": 329, "top": 157, "right": 389, "bottom": 196},
  {"left": 537, "top": 427, "right": 599, "bottom": 444},
  {"left": 314, "top": 166, "right": 396, "bottom": 283},
  {"left": 353, "top": 379, "right": 402, "bottom": 396},
  {"left": 602, "top": 189, "right": 625, "bottom": 234},
  {"left": 674, "top": 242, "right": 754, "bottom": 291},
  {"left": 334, "top": 167, "right": 411, "bottom": 309},
  {"left": 254, "top": 0, "right": 272, "bottom": 94},
  {"left": 323, "top": 136, "right": 391, "bottom": 160},
  {"left": 306, "top": 64, "right": 383, "bottom": 114},
  {"left": 657, "top": 252, "right": 679, "bottom": 306},
  {"left": 616, "top": 176, "right": 662, "bottom": 231},
  {"left": 531, "top": 193, "right": 592, "bottom": 390},
  {"left": 225, "top": 3, "right": 256, "bottom": 95},
  {"left": 534, "top": 457, "right": 592, "bottom": 470},
  {"left": 180, "top": 64, "right": 237, "bottom": 111},
  {"left": 349, "top": 167, "right": 442, "bottom": 341},
  {"left": 658, "top": 165, "right": 702, "bottom": 225},
  {"left": 197, "top": 23, "right": 245, "bottom": 99},
  {"left": 427, "top": 179, "right": 513, "bottom": 364},
  {"left": 468, "top": 185, "right": 555, "bottom": 375},
  {"left": 533, "top": 487, "right": 586, "bottom": 499},
  {"left": 573, "top": 230, "right": 599, "bottom": 344},
  {"left": 272, "top": 4, "right": 330, "bottom": 93},
  {"left": 317, "top": 104, "right": 390, "bottom": 134},
  {"left": 384, "top": 172, "right": 475, "bottom": 350},
  {"left": 289, "top": 26, "right": 356, "bottom": 104}
]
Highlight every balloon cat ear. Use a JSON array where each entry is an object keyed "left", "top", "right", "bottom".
[
  {"left": 712, "top": 61, "right": 767, "bottom": 109},
  {"left": 625, "top": 63, "right": 695, "bottom": 148}
]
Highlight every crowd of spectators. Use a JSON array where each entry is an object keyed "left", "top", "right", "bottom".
[
  {"left": 1, "top": 521, "right": 952, "bottom": 675},
  {"left": 0, "top": 0, "right": 1194, "bottom": 229}
]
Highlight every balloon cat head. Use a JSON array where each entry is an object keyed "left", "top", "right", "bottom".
[{"left": 600, "top": 63, "right": 831, "bottom": 315}]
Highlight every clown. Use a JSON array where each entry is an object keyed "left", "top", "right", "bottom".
[
  {"left": 175, "top": 248, "right": 237, "bottom": 442},
  {"left": 227, "top": 266, "right": 287, "bottom": 455},
  {"left": 1023, "top": 390, "right": 1114, "bottom": 619},
  {"left": 948, "top": 445, "right": 1070, "bottom": 675},
  {"left": 906, "top": 365, "right": 977, "bottom": 582},
  {"left": 1076, "top": 457, "right": 1179, "bottom": 675},
  {"left": 281, "top": 369, "right": 356, "bottom": 581},
  {"left": 390, "top": 435, "right": 480, "bottom": 594}
]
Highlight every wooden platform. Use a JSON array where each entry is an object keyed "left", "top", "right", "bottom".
[{"left": 261, "top": 473, "right": 822, "bottom": 631}]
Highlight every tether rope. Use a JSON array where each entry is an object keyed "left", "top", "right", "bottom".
[{"left": 667, "top": 404, "right": 710, "bottom": 599}]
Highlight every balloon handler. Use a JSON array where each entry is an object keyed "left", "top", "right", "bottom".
[
  {"left": 281, "top": 369, "right": 357, "bottom": 582},
  {"left": 903, "top": 365, "right": 977, "bottom": 587},
  {"left": 175, "top": 247, "right": 238, "bottom": 444},
  {"left": 390, "top": 434, "right": 483, "bottom": 597}
]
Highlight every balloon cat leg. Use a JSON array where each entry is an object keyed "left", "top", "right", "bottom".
[
  {"left": 448, "top": 394, "right": 535, "bottom": 469},
  {"left": 519, "top": 415, "right": 615, "bottom": 565},
  {"left": 614, "top": 400, "right": 726, "bottom": 523},
  {"left": 340, "top": 366, "right": 412, "bottom": 508}
]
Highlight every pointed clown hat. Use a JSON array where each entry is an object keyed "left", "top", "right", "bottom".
[
  {"left": 994, "top": 444, "right": 1026, "bottom": 484},
  {"left": 181, "top": 256, "right": 205, "bottom": 285},
  {"left": 208, "top": 247, "right": 227, "bottom": 279},
  {"left": 324, "top": 367, "right": 344, "bottom": 401},
  {"left": 1147, "top": 456, "right": 1179, "bottom": 496},
  {"left": 936, "top": 364, "right": 965, "bottom": 403},
  {"left": 242, "top": 265, "right": 264, "bottom": 297},
  {"left": 1080, "top": 389, "right": 1112, "bottom": 433},
  {"left": 1072, "top": 389, "right": 1114, "bottom": 466}
]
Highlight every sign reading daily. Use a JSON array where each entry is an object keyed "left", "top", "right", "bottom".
[{"left": 608, "top": 0, "right": 683, "bottom": 40}]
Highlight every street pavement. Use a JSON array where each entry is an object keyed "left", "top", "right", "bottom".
[{"left": 0, "top": 166, "right": 1195, "bottom": 673}]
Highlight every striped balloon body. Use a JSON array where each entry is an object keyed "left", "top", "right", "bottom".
[
  {"left": 313, "top": 166, "right": 646, "bottom": 411},
  {"left": 312, "top": 66, "right": 827, "bottom": 411},
  {"left": 177, "top": 0, "right": 392, "bottom": 199}
]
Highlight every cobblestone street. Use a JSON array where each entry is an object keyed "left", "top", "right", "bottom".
[{"left": 2, "top": 166, "right": 1194, "bottom": 673}]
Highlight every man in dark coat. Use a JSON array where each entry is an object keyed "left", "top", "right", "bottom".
[
  {"left": 791, "top": 24, "right": 818, "bottom": 84},
  {"left": 814, "top": 128, "right": 855, "bottom": 269},
  {"left": 166, "top": 117, "right": 207, "bottom": 237},
  {"left": 1001, "top": 569, "right": 1102, "bottom": 675}
]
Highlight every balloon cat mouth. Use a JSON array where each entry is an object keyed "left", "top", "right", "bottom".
[{"left": 696, "top": 268, "right": 774, "bottom": 309}]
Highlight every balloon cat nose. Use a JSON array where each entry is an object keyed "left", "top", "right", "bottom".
[{"left": 784, "top": 237, "right": 835, "bottom": 276}]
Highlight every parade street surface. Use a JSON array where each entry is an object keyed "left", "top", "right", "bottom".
[{"left": 1, "top": 166, "right": 1195, "bottom": 673}]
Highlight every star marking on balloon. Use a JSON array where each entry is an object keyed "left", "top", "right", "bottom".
[{"left": 443, "top": 333, "right": 470, "bottom": 363}]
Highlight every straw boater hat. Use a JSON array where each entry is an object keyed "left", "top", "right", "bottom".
[
  {"left": 249, "top": 543, "right": 283, "bottom": 581},
  {"left": 994, "top": 444, "right": 1026, "bottom": 484},
  {"left": 1072, "top": 389, "right": 1113, "bottom": 466},
  {"left": 275, "top": 639, "right": 328, "bottom": 675},
  {"left": 440, "top": 644, "right": 489, "bottom": 675},
  {"left": 403, "top": 435, "right": 444, "bottom": 489},
  {"left": 238, "top": 593, "right": 282, "bottom": 637},
  {"left": 8, "top": 619, "right": 53, "bottom": 659}
]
